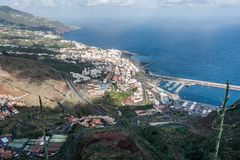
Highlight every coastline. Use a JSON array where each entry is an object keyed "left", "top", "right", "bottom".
[
  {"left": 63, "top": 29, "right": 148, "bottom": 74},
  {"left": 63, "top": 25, "right": 81, "bottom": 34},
  {"left": 63, "top": 30, "right": 240, "bottom": 106},
  {"left": 121, "top": 51, "right": 151, "bottom": 74}
]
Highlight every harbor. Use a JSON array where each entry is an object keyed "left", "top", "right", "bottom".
[
  {"left": 159, "top": 81, "right": 185, "bottom": 94},
  {"left": 157, "top": 75, "right": 240, "bottom": 91},
  {"left": 143, "top": 73, "right": 240, "bottom": 106}
]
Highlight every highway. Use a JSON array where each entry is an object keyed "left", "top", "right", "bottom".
[
  {"left": 157, "top": 75, "right": 240, "bottom": 91},
  {"left": 62, "top": 73, "right": 106, "bottom": 114}
]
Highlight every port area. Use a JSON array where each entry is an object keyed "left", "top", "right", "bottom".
[
  {"left": 134, "top": 73, "right": 223, "bottom": 126},
  {"left": 174, "top": 99, "right": 220, "bottom": 117},
  {"left": 132, "top": 98, "right": 220, "bottom": 127},
  {"left": 159, "top": 80, "right": 185, "bottom": 94}
]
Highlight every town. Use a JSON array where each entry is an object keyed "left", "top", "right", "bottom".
[
  {"left": 0, "top": 24, "right": 228, "bottom": 159},
  {"left": 0, "top": 95, "right": 21, "bottom": 121}
]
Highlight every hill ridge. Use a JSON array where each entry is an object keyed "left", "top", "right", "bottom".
[{"left": 0, "top": 5, "right": 72, "bottom": 34}]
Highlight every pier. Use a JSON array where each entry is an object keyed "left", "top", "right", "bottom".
[
  {"left": 157, "top": 75, "right": 240, "bottom": 91},
  {"left": 174, "top": 83, "right": 185, "bottom": 94}
]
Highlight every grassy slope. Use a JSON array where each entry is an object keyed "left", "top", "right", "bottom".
[
  {"left": 0, "top": 55, "right": 67, "bottom": 107},
  {"left": 104, "top": 92, "right": 132, "bottom": 106}
]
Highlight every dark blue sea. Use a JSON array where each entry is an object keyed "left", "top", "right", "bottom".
[{"left": 64, "top": 18, "right": 240, "bottom": 106}]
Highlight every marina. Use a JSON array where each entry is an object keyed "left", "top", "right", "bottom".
[
  {"left": 159, "top": 81, "right": 185, "bottom": 94},
  {"left": 155, "top": 74, "right": 240, "bottom": 105},
  {"left": 175, "top": 83, "right": 185, "bottom": 94}
]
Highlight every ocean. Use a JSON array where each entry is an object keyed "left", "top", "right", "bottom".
[{"left": 64, "top": 18, "right": 240, "bottom": 106}]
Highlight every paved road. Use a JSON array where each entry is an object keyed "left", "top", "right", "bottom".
[
  {"left": 62, "top": 73, "right": 105, "bottom": 114},
  {"left": 150, "top": 121, "right": 192, "bottom": 128}
]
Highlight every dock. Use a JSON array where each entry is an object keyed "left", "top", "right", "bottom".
[
  {"left": 175, "top": 83, "right": 185, "bottom": 93},
  {"left": 157, "top": 75, "right": 240, "bottom": 91}
]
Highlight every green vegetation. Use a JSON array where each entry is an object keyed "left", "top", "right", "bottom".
[
  {"left": 40, "top": 58, "right": 92, "bottom": 73},
  {"left": 0, "top": 50, "right": 239, "bottom": 160},
  {"left": 171, "top": 110, "right": 188, "bottom": 119},
  {"left": 0, "top": 46, "right": 57, "bottom": 55},
  {"left": 1, "top": 8, "right": 240, "bottom": 159},
  {"left": 135, "top": 126, "right": 189, "bottom": 159},
  {"left": 120, "top": 104, "right": 153, "bottom": 119},
  {"left": 2, "top": 53, "right": 92, "bottom": 74},
  {"left": 0, "top": 106, "right": 65, "bottom": 138},
  {"left": 80, "top": 143, "right": 143, "bottom": 160},
  {"left": 62, "top": 128, "right": 149, "bottom": 160},
  {"left": 104, "top": 91, "right": 132, "bottom": 106},
  {"left": 115, "top": 98, "right": 240, "bottom": 160},
  {"left": 0, "top": 34, "right": 75, "bottom": 49}
]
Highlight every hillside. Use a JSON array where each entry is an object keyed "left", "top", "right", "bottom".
[
  {"left": 190, "top": 101, "right": 240, "bottom": 160},
  {"left": 0, "top": 6, "right": 239, "bottom": 160},
  {"left": 0, "top": 6, "right": 72, "bottom": 34},
  {"left": 0, "top": 55, "right": 67, "bottom": 107}
]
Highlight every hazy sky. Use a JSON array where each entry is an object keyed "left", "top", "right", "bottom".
[{"left": 1, "top": 0, "right": 240, "bottom": 21}]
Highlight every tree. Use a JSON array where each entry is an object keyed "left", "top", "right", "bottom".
[{"left": 213, "top": 81, "right": 230, "bottom": 160}]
